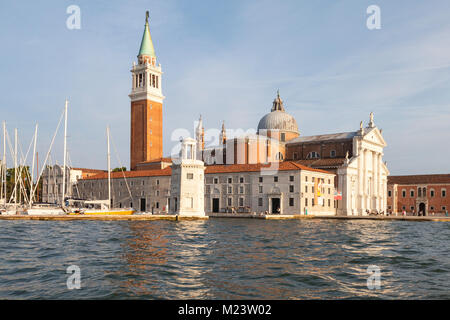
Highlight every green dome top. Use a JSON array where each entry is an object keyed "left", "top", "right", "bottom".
[{"left": 138, "top": 12, "right": 156, "bottom": 58}]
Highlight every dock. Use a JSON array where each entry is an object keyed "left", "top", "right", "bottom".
[{"left": 0, "top": 213, "right": 448, "bottom": 222}]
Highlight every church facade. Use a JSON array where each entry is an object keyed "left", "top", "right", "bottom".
[{"left": 71, "top": 12, "right": 389, "bottom": 216}]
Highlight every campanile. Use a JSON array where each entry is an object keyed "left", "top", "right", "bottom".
[{"left": 129, "top": 11, "right": 165, "bottom": 170}]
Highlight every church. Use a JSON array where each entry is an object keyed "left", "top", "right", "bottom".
[{"left": 53, "top": 12, "right": 390, "bottom": 216}]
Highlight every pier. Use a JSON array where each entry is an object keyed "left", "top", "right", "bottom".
[{"left": 0, "top": 213, "right": 449, "bottom": 221}]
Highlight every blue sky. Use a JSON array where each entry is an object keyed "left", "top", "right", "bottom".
[{"left": 0, "top": 0, "right": 449, "bottom": 175}]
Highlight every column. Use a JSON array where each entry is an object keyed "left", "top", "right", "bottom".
[
  {"left": 358, "top": 146, "right": 364, "bottom": 214},
  {"left": 373, "top": 151, "right": 378, "bottom": 210}
]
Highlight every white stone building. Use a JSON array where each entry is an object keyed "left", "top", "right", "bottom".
[{"left": 169, "top": 138, "right": 205, "bottom": 216}]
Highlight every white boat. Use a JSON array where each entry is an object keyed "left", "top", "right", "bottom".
[
  {"left": 27, "top": 101, "right": 70, "bottom": 216},
  {"left": 26, "top": 204, "right": 66, "bottom": 215}
]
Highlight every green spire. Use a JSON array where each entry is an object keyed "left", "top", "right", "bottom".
[{"left": 138, "top": 11, "right": 156, "bottom": 58}]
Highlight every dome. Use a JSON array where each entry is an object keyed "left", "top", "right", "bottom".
[
  {"left": 257, "top": 91, "right": 299, "bottom": 134},
  {"left": 257, "top": 111, "right": 299, "bottom": 133}
]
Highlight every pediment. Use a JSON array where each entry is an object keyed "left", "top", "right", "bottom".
[{"left": 363, "top": 127, "right": 387, "bottom": 147}]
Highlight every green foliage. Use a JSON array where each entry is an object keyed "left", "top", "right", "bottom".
[{"left": 112, "top": 167, "right": 126, "bottom": 172}]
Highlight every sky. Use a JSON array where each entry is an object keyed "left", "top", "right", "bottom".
[{"left": 0, "top": 0, "right": 449, "bottom": 175}]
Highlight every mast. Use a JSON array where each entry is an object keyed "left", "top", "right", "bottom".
[
  {"left": 36, "top": 152, "right": 39, "bottom": 202},
  {"left": 107, "top": 126, "right": 111, "bottom": 210},
  {"left": 2, "top": 122, "right": 6, "bottom": 206},
  {"left": 61, "top": 100, "right": 68, "bottom": 207},
  {"left": 14, "top": 128, "right": 17, "bottom": 208},
  {"left": 29, "top": 123, "right": 38, "bottom": 207}
]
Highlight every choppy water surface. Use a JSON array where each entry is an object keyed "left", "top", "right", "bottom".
[{"left": 0, "top": 219, "right": 448, "bottom": 299}]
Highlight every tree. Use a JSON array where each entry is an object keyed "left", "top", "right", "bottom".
[
  {"left": 112, "top": 167, "right": 126, "bottom": 172},
  {"left": 5, "top": 166, "right": 32, "bottom": 203}
]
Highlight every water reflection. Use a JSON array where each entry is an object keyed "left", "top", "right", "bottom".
[{"left": 0, "top": 219, "right": 448, "bottom": 299}]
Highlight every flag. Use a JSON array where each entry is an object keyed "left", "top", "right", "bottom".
[{"left": 334, "top": 191, "right": 342, "bottom": 200}]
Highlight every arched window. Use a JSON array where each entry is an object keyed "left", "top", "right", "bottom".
[
  {"left": 423, "top": 187, "right": 427, "bottom": 197},
  {"left": 307, "top": 151, "right": 320, "bottom": 159},
  {"left": 275, "top": 152, "right": 284, "bottom": 160}
]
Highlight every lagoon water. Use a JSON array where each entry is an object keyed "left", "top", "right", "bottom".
[{"left": 0, "top": 219, "right": 448, "bottom": 299}]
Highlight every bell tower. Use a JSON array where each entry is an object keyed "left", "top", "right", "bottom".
[{"left": 129, "top": 11, "right": 165, "bottom": 170}]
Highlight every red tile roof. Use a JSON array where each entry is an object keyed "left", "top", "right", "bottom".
[
  {"left": 71, "top": 168, "right": 107, "bottom": 173},
  {"left": 388, "top": 174, "right": 450, "bottom": 185},
  {"left": 137, "top": 157, "right": 172, "bottom": 164},
  {"left": 295, "top": 158, "right": 346, "bottom": 168},
  {"left": 205, "top": 161, "right": 332, "bottom": 175},
  {"left": 82, "top": 167, "right": 172, "bottom": 180}
]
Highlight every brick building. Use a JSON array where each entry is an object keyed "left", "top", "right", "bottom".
[{"left": 387, "top": 174, "right": 450, "bottom": 215}]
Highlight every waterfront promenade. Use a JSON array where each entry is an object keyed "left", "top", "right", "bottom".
[{"left": 0, "top": 213, "right": 448, "bottom": 221}]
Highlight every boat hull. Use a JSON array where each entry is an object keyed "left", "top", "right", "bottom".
[
  {"left": 68, "top": 209, "right": 134, "bottom": 216},
  {"left": 27, "top": 208, "right": 66, "bottom": 215}
]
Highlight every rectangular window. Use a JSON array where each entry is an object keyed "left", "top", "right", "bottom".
[
  {"left": 305, "top": 176, "right": 308, "bottom": 182},
  {"left": 388, "top": 190, "right": 392, "bottom": 197},
  {"left": 312, "top": 198, "right": 315, "bottom": 206},
  {"left": 281, "top": 133, "right": 286, "bottom": 142},
  {"left": 274, "top": 176, "right": 278, "bottom": 182},
  {"left": 305, "top": 186, "right": 308, "bottom": 193},
  {"left": 156, "top": 202, "right": 160, "bottom": 209},
  {"left": 305, "top": 198, "right": 308, "bottom": 207},
  {"left": 228, "top": 198, "right": 232, "bottom": 206},
  {"left": 410, "top": 190, "right": 414, "bottom": 197},
  {"left": 312, "top": 186, "right": 315, "bottom": 194},
  {"left": 430, "top": 190, "right": 435, "bottom": 197},
  {"left": 156, "top": 179, "right": 160, "bottom": 185},
  {"left": 328, "top": 199, "right": 331, "bottom": 207},
  {"left": 259, "top": 177, "right": 263, "bottom": 183},
  {"left": 442, "top": 189, "right": 446, "bottom": 197},
  {"left": 290, "top": 176, "right": 294, "bottom": 182},
  {"left": 228, "top": 177, "right": 232, "bottom": 184},
  {"left": 239, "top": 198, "right": 244, "bottom": 207},
  {"left": 240, "top": 177, "right": 244, "bottom": 183},
  {"left": 289, "top": 185, "right": 294, "bottom": 193},
  {"left": 228, "top": 186, "right": 232, "bottom": 194},
  {"left": 187, "top": 173, "right": 193, "bottom": 179},
  {"left": 312, "top": 177, "right": 315, "bottom": 182},
  {"left": 214, "top": 178, "right": 218, "bottom": 184},
  {"left": 289, "top": 198, "right": 294, "bottom": 206},
  {"left": 240, "top": 186, "right": 244, "bottom": 194},
  {"left": 259, "top": 186, "right": 263, "bottom": 193},
  {"left": 258, "top": 198, "right": 263, "bottom": 206},
  {"left": 402, "top": 190, "right": 406, "bottom": 198}
]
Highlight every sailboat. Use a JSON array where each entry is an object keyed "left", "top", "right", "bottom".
[
  {"left": 1, "top": 124, "right": 35, "bottom": 215},
  {"left": 26, "top": 100, "right": 69, "bottom": 215},
  {"left": 68, "top": 126, "right": 134, "bottom": 215}
]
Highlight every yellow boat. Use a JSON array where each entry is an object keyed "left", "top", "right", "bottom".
[{"left": 67, "top": 200, "right": 134, "bottom": 215}]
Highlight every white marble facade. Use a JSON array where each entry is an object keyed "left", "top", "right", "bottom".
[{"left": 337, "top": 115, "right": 389, "bottom": 215}]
